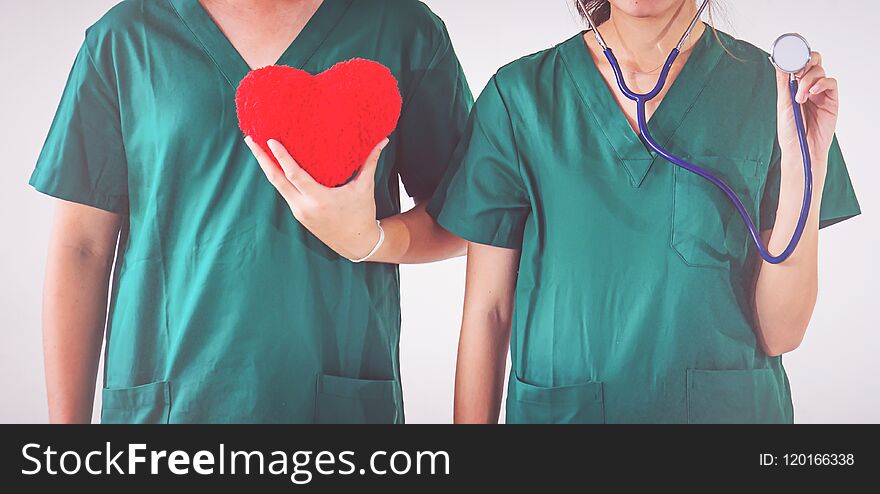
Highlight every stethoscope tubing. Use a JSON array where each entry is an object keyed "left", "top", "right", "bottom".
[{"left": 602, "top": 47, "right": 813, "bottom": 264}]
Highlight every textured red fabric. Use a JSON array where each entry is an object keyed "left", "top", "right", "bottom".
[{"left": 236, "top": 59, "right": 403, "bottom": 187}]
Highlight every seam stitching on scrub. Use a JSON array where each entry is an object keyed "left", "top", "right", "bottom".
[
  {"left": 296, "top": 0, "right": 354, "bottom": 71},
  {"left": 653, "top": 51, "right": 725, "bottom": 165},
  {"left": 558, "top": 40, "right": 637, "bottom": 186},
  {"left": 489, "top": 76, "right": 529, "bottom": 209},
  {"left": 491, "top": 75, "right": 527, "bottom": 375},
  {"left": 685, "top": 369, "right": 691, "bottom": 423},
  {"left": 82, "top": 39, "right": 131, "bottom": 207},
  {"left": 398, "top": 11, "right": 451, "bottom": 114},
  {"left": 166, "top": 0, "right": 235, "bottom": 88},
  {"left": 90, "top": 156, "right": 115, "bottom": 211},
  {"left": 82, "top": 32, "right": 119, "bottom": 94}
]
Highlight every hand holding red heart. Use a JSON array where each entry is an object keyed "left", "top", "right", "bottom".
[
  {"left": 246, "top": 136, "right": 389, "bottom": 261},
  {"left": 237, "top": 59, "right": 402, "bottom": 261}
]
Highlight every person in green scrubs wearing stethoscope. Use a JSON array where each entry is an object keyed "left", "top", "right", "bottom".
[
  {"left": 428, "top": 0, "right": 860, "bottom": 423},
  {"left": 30, "top": 0, "right": 472, "bottom": 423}
]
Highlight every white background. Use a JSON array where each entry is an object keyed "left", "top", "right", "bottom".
[{"left": 1, "top": 0, "right": 876, "bottom": 423}]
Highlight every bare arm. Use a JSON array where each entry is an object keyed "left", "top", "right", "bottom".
[
  {"left": 43, "top": 201, "right": 121, "bottom": 423},
  {"left": 454, "top": 242, "right": 519, "bottom": 424},
  {"left": 367, "top": 200, "right": 467, "bottom": 264},
  {"left": 754, "top": 52, "right": 837, "bottom": 356},
  {"left": 753, "top": 167, "right": 824, "bottom": 356}
]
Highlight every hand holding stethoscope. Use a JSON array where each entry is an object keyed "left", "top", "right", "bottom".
[{"left": 774, "top": 46, "right": 838, "bottom": 183}]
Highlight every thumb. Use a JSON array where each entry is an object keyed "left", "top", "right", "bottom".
[{"left": 354, "top": 138, "right": 389, "bottom": 187}]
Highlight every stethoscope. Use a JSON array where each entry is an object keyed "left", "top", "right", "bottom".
[{"left": 576, "top": 0, "right": 814, "bottom": 264}]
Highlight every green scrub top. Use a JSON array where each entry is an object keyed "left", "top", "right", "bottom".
[
  {"left": 29, "top": 0, "right": 473, "bottom": 423},
  {"left": 428, "top": 27, "right": 860, "bottom": 424}
]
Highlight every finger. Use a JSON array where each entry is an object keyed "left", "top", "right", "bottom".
[
  {"left": 808, "top": 77, "right": 838, "bottom": 98},
  {"left": 801, "top": 51, "right": 822, "bottom": 75},
  {"left": 794, "top": 52, "right": 821, "bottom": 81},
  {"left": 245, "top": 136, "right": 301, "bottom": 200},
  {"left": 351, "top": 138, "right": 389, "bottom": 190},
  {"left": 795, "top": 65, "right": 826, "bottom": 104},
  {"left": 362, "top": 138, "right": 389, "bottom": 175},
  {"left": 266, "top": 139, "right": 322, "bottom": 194},
  {"left": 794, "top": 51, "right": 821, "bottom": 94}
]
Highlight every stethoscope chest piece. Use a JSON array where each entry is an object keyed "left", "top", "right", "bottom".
[{"left": 771, "top": 33, "right": 812, "bottom": 74}]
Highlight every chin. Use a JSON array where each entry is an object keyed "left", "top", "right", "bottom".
[{"left": 609, "top": 0, "right": 688, "bottom": 18}]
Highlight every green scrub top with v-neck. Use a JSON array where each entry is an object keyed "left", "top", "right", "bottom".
[
  {"left": 29, "top": 0, "right": 473, "bottom": 423},
  {"left": 428, "top": 27, "right": 860, "bottom": 424}
]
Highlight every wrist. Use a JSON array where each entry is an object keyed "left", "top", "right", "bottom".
[
  {"left": 347, "top": 220, "right": 384, "bottom": 263},
  {"left": 780, "top": 145, "right": 827, "bottom": 180}
]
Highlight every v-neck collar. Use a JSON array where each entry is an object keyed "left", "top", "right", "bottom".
[
  {"left": 560, "top": 24, "right": 723, "bottom": 188},
  {"left": 168, "top": 0, "right": 352, "bottom": 87}
]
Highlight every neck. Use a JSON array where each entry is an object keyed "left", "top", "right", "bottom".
[
  {"left": 202, "top": 0, "right": 317, "bottom": 16},
  {"left": 599, "top": 0, "right": 705, "bottom": 72}
]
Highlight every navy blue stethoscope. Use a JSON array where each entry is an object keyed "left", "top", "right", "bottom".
[{"left": 577, "top": 0, "right": 814, "bottom": 264}]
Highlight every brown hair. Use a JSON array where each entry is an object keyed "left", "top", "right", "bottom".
[{"left": 575, "top": 0, "right": 612, "bottom": 25}]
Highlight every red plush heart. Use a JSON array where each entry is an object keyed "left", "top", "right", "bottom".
[{"left": 236, "top": 59, "right": 403, "bottom": 187}]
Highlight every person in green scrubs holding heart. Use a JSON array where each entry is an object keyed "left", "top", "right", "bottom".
[
  {"left": 30, "top": 0, "right": 472, "bottom": 423},
  {"left": 428, "top": 0, "right": 860, "bottom": 423}
]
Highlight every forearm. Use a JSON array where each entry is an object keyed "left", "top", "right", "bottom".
[
  {"left": 754, "top": 155, "right": 827, "bottom": 355},
  {"left": 368, "top": 202, "right": 467, "bottom": 264},
  {"left": 453, "top": 311, "right": 511, "bottom": 424},
  {"left": 453, "top": 242, "right": 517, "bottom": 423},
  {"left": 43, "top": 245, "right": 114, "bottom": 423}
]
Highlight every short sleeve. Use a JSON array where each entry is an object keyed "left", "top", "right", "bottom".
[
  {"left": 427, "top": 77, "right": 530, "bottom": 249},
  {"left": 394, "top": 13, "right": 473, "bottom": 200},
  {"left": 760, "top": 135, "right": 860, "bottom": 231},
  {"left": 28, "top": 36, "right": 128, "bottom": 213}
]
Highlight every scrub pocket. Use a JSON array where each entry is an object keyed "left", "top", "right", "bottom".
[
  {"left": 686, "top": 368, "right": 791, "bottom": 424},
  {"left": 315, "top": 374, "right": 401, "bottom": 424},
  {"left": 101, "top": 381, "right": 171, "bottom": 424},
  {"left": 507, "top": 375, "right": 605, "bottom": 424},
  {"left": 671, "top": 156, "right": 765, "bottom": 269}
]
